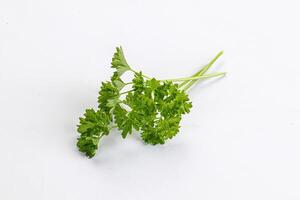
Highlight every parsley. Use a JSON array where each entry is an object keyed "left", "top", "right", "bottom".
[{"left": 77, "top": 47, "right": 225, "bottom": 158}]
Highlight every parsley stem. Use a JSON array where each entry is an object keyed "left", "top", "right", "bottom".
[
  {"left": 178, "top": 64, "right": 207, "bottom": 88},
  {"left": 120, "top": 89, "right": 134, "bottom": 95},
  {"left": 129, "top": 69, "right": 151, "bottom": 79},
  {"left": 160, "top": 72, "right": 225, "bottom": 82},
  {"left": 181, "top": 51, "right": 223, "bottom": 91},
  {"left": 99, "top": 134, "right": 105, "bottom": 140},
  {"left": 110, "top": 125, "right": 118, "bottom": 129}
]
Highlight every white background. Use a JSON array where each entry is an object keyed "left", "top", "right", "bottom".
[{"left": 1, "top": 0, "right": 300, "bottom": 199}]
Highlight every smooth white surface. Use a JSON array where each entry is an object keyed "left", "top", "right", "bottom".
[{"left": 1, "top": 0, "right": 300, "bottom": 199}]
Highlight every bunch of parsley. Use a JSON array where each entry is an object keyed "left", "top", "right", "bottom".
[{"left": 77, "top": 47, "right": 225, "bottom": 158}]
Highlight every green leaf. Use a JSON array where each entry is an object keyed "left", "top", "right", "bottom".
[
  {"left": 111, "top": 47, "right": 131, "bottom": 76},
  {"left": 123, "top": 72, "right": 192, "bottom": 145},
  {"left": 107, "top": 98, "right": 121, "bottom": 108},
  {"left": 77, "top": 109, "right": 111, "bottom": 158},
  {"left": 132, "top": 72, "right": 145, "bottom": 93},
  {"left": 113, "top": 104, "right": 133, "bottom": 138},
  {"left": 98, "top": 82, "right": 119, "bottom": 113},
  {"left": 111, "top": 72, "right": 126, "bottom": 91}
]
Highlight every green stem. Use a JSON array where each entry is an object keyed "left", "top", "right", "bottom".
[
  {"left": 99, "top": 134, "right": 105, "bottom": 140},
  {"left": 129, "top": 69, "right": 151, "bottom": 79},
  {"left": 182, "top": 51, "right": 223, "bottom": 91},
  {"left": 178, "top": 64, "right": 207, "bottom": 88},
  {"left": 110, "top": 125, "right": 118, "bottom": 129},
  {"left": 160, "top": 72, "right": 225, "bottom": 82},
  {"left": 120, "top": 89, "right": 134, "bottom": 95}
]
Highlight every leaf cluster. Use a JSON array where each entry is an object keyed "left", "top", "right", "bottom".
[{"left": 76, "top": 47, "right": 224, "bottom": 158}]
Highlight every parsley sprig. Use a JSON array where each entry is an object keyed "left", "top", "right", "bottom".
[{"left": 77, "top": 47, "right": 225, "bottom": 158}]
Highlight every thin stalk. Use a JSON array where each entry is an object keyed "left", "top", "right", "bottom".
[
  {"left": 159, "top": 72, "right": 225, "bottom": 82},
  {"left": 178, "top": 64, "right": 207, "bottom": 88},
  {"left": 110, "top": 125, "right": 118, "bottom": 129},
  {"left": 120, "top": 89, "right": 134, "bottom": 95},
  {"left": 182, "top": 51, "right": 223, "bottom": 91},
  {"left": 99, "top": 134, "right": 105, "bottom": 140},
  {"left": 129, "top": 69, "right": 151, "bottom": 79}
]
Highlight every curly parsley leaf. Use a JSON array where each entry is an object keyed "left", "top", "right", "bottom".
[
  {"left": 77, "top": 109, "right": 111, "bottom": 158},
  {"left": 97, "top": 81, "right": 119, "bottom": 113},
  {"left": 111, "top": 46, "right": 131, "bottom": 76},
  {"left": 123, "top": 74, "right": 192, "bottom": 144},
  {"left": 113, "top": 104, "right": 133, "bottom": 138}
]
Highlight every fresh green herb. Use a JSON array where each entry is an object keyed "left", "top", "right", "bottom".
[{"left": 77, "top": 47, "right": 225, "bottom": 158}]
